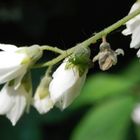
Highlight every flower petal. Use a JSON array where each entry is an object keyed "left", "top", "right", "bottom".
[
  {"left": 0, "top": 44, "right": 18, "bottom": 52},
  {"left": 49, "top": 62, "right": 79, "bottom": 103},
  {"left": 0, "top": 84, "right": 14, "bottom": 114},
  {"left": 0, "top": 65, "right": 27, "bottom": 84},
  {"left": 56, "top": 69, "right": 88, "bottom": 110},
  {"left": 5, "top": 84, "right": 27, "bottom": 126},
  {"left": 0, "top": 83, "right": 27, "bottom": 125},
  {"left": 130, "top": 25, "right": 140, "bottom": 48},
  {"left": 124, "top": 2, "right": 140, "bottom": 33},
  {"left": 33, "top": 95, "right": 53, "bottom": 114},
  {"left": 122, "top": 28, "right": 132, "bottom": 36},
  {"left": 0, "top": 52, "right": 27, "bottom": 84},
  {"left": 33, "top": 75, "right": 53, "bottom": 114},
  {"left": 0, "top": 51, "right": 26, "bottom": 68}
]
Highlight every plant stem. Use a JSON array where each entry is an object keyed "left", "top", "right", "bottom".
[
  {"left": 33, "top": 48, "right": 75, "bottom": 68},
  {"left": 40, "top": 45, "right": 65, "bottom": 54},
  {"left": 79, "top": 7, "right": 140, "bottom": 47},
  {"left": 45, "top": 65, "right": 53, "bottom": 75},
  {"left": 34, "top": 7, "right": 140, "bottom": 68}
]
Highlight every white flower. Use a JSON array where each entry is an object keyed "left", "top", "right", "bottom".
[
  {"left": 122, "top": 2, "right": 140, "bottom": 49},
  {"left": 0, "top": 83, "right": 29, "bottom": 126},
  {"left": 132, "top": 104, "right": 140, "bottom": 125},
  {"left": 0, "top": 44, "right": 42, "bottom": 88},
  {"left": 49, "top": 61, "right": 88, "bottom": 110},
  {"left": 0, "top": 43, "right": 41, "bottom": 125},
  {"left": 33, "top": 76, "right": 54, "bottom": 114}
]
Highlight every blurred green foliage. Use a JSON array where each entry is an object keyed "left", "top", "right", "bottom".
[
  {"left": 69, "top": 59, "right": 140, "bottom": 140},
  {"left": 71, "top": 96, "right": 134, "bottom": 140}
]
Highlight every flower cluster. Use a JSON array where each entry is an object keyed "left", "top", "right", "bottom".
[
  {"left": 0, "top": 1, "right": 139, "bottom": 126},
  {"left": 34, "top": 47, "right": 90, "bottom": 112},
  {"left": 0, "top": 44, "right": 90, "bottom": 125},
  {"left": 0, "top": 44, "right": 42, "bottom": 125}
]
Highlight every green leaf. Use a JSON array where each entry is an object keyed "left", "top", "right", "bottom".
[
  {"left": 71, "top": 73, "right": 134, "bottom": 108},
  {"left": 71, "top": 96, "right": 135, "bottom": 140}
]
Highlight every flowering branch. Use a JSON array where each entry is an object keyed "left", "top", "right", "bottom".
[
  {"left": 0, "top": 1, "right": 140, "bottom": 125},
  {"left": 34, "top": 7, "right": 140, "bottom": 68}
]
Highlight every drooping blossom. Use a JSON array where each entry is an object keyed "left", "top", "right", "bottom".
[
  {"left": 0, "top": 81, "right": 32, "bottom": 125},
  {"left": 0, "top": 44, "right": 42, "bottom": 125},
  {"left": 49, "top": 47, "right": 90, "bottom": 110},
  {"left": 0, "top": 44, "right": 42, "bottom": 88}
]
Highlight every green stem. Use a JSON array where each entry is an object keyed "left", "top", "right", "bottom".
[
  {"left": 80, "top": 7, "right": 140, "bottom": 47},
  {"left": 45, "top": 65, "right": 53, "bottom": 75},
  {"left": 34, "top": 7, "right": 140, "bottom": 68},
  {"left": 33, "top": 49, "right": 75, "bottom": 68},
  {"left": 40, "top": 45, "right": 65, "bottom": 54}
]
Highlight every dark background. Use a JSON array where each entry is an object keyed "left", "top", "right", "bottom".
[{"left": 0, "top": 0, "right": 137, "bottom": 140}]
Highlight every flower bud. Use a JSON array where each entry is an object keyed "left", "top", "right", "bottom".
[{"left": 33, "top": 75, "right": 53, "bottom": 114}]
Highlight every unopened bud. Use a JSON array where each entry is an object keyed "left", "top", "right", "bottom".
[{"left": 33, "top": 75, "right": 53, "bottom": 114}]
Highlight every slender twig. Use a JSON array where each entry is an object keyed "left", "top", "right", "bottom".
[
  {"left": 34, "top": 7, "right": 140, "bottom": 68},
  {"left": 40, "top": 45, "right": 65, "bottom": 54},
  {"left": 45, "top": 65, "right": 53, "bottom": 75},
  {"left": 79, "top": 7, "right": 140, "bottom": 47}
]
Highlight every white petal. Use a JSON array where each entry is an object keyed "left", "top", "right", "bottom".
[
  {"left": 0, "top": 51, "right": 26, "bottom": 68},
  {"left": 130, "top": 25, "right": 140, "bottom": 48},
  {"left": 0, "top": 45, "right": 42, "bottom": 85},
  {"left": 0, "top": 84, "right": 14, "bottom": 114},
  {"left": 33, "top": 95, "right": 53, "bottom": 114},
  {"left": 0, "top": 83, "right": 27, "bottom": 125},
  {"left": 33, "top": 75, "right": 53, "bottom": 114},
  {"left": 56, "top": 69, "right": 88, "bottom": 110},
  {"left": 124, "top": 2, "right": 140, "bottom": 33},
  {"left": 13, "top": 66, "right": 28, "bottom": 89},
  {"left": 137, "top": 49, "right": 140, "bottom": 57},
  {"left": 49, "top": 61, "right": 88, "bottom": 109},
  {"left": 0, "top": 65, "right": 27, "bottom": 84},
  {"left": 122, "top": 28, "right": 132, "bottom": 36},
  {"left": 0, "top": 44, "right": 18, "bottom": 52},
  {"left": 5, "top": 84, "right": 27, "bottom": 126},
  {"left": 122, "top": 2, "right": 140, "bottom": 37},
  {"left": 0, "top": 52, "right": 27, "bottom": 84},
  {"left": 49, "top": 62, "right": 79, "bottom": 103},
  {"left": 129, "top": 2, "right": 140, "bottom": 13}
]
